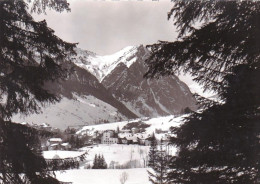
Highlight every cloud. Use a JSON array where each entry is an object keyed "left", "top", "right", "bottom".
[{"left": 32, "top": 0, "right": 177, "bottom": 55}]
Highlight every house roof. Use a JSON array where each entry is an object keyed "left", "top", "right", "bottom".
[
  {"left": 61, "top": 143, "right": 70, "bottom": 146},
  {"left": 49, "top": 138, "right": 62, "bottom": 142},
  {"left": 50, "top": 143, "right": 59, "bottom": 147}
]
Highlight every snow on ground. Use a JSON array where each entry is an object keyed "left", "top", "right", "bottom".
[
  {"left": 44, "top": 144, "right": 177, "bottom": 168},
  {"left": 56, "top": 168, "right": 150, "bottom": 184},
  {"left": 43, "top": 144, "right": 150, "bottom": 167},
  {"left": 43, "top": 150, "right": 85, "bottom": 159},
  {"left": 81, "top": 144, "right": 150, "bottom": 167},
  {"left": 77, "top": 114, "right": 186, "bottom": 136},
  {"left": 13, "top": 95, "right": 126, "bottom": 129}
]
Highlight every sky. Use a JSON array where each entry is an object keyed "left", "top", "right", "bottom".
[
  {"left": 32, "top": 0, "right": 213, "bottom": 96},
  {"left": 32, "top": 0, "right": 176, "bottom": 55}
]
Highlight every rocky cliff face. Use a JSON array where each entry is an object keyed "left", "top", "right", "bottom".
[
  {"left": 45, "top": 63, "right": 138, "bottom": 119},
  {"left": 102, "top": 45, "right": 197, "bottom": 117}
]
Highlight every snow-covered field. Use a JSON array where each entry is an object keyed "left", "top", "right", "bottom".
[
  {"left": 82, "top": 144, "right": 150, "bottom": 167},
  {"left": 77, "top": 115, "right": 186, "bottom": 136},
  {"left": 44, "top": 146, "right": 152, "bottom": 184},
  {"left": 56, "top": 168, "right": 150, "bottom": 184},
  {"left": 43, "top": 150, "right": 85, "bottom": 159},
  {"left": 44, "top": 144, "right": 177, "bottom": 169},
  {"left": 44, "top": 144, "right": 152, "bottom": 167}
]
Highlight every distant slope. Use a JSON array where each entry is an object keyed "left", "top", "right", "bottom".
[
  {"left": 13, "top": 95, "right": 127, "bottom": 129},
  {"left": 45, "top": 63, "right": 138, "bottom": 119},
  {"left": 13, "top": 63, "right": 137, "bottom": 129}
]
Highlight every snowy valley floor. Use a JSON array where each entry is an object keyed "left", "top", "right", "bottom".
[
  {"left": 44, "top": 145, "right": 152, "bottom": 183},
  {"left": 56, "top": 168, "right": 150, "bottom": 184},
  {"left": 44, "top": 145, "right": 153, "bottom": 168}
]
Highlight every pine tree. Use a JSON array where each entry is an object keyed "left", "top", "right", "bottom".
[
  {"left": 148, "top": 140, "right": 169, "bottom": 184},
  {"left": 97, "top": 154, "right": 102, "bottom": 169},
  {"left": 100, "top": 155, "right": 108, "bottom": 169},
  {"left": 0, "top": 0, "right": 82, "bottom": 183},
  {"left": 145, "top": 1, "right": 260, "bottom": 183},
  {"left": 92, "top": 154, "right": 98, "bottom": 169},
  {"left": 148, "top": 133, "right": 157, "bottom": 168},
  {"left": 92, "top": 154, "right": 107, "bottom": 169}
]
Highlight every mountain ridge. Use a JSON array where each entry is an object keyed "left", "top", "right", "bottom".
[{"left": 13, "top": 45, "right": 197, "bottom": 129}]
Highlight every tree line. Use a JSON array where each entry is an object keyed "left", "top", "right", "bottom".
[{"left": 146, "top": 1, "right": 260, "bottom": 183}]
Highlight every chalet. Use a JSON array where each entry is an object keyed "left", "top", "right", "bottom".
[
  {"left": 47, "top": 138, "right": 63, "bottom": 150},
  {"left": 61, "top": 142, "right": 71, "bottom": 150},
  {"left": 120, "top": 129, "right": 131, "bottom": 133},
  {"left": 48, "top": 138, "right": 62, "bottom": 144},
  {"left": 49, "top": 143, "right": 61, "bottom": 150},
  {"left": 131, "top": 127, "right": 140, "bottom": 134},
  {"left": 101, "top": 130, "right": 118, "bottom": 144},
  {"left": 118, "top": 137, "right": 129, "bottom": 144},
  {"left": 39, "top": 123, "right": 52, "bottom": 131}
]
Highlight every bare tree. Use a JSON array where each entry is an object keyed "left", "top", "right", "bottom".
[
  {"left": 119, "top": 172, "right": 129, "bottom": 184},
  {"left": 139, "top": 148, "right": 148, "bottom": 168},
  {"left": 129, "top": 148, "right": 133, "bottom": 168}
]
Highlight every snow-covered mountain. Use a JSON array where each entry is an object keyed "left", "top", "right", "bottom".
[
  {"left": 13, "top": 45, "right": 197, "bottom": 129},
  {"left": 13, "top": 63, "right": 137, "bottom": 129},
  {"left": 74, "top": 46, "right": 139, "bottom": 82},
  {"left": 75, "top": 45, "right": 197, "bottom": 117}
]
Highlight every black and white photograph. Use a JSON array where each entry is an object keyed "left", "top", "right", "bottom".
[{"left": 0, "top": 0, "right": 259, "bottom": 183}]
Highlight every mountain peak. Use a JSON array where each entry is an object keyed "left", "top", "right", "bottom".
[{"left": 74, "top": 45, "right": 146, "bottom": 81}]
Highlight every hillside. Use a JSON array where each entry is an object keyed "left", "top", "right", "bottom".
[
  {"left": 13, "top": 63, "right": 137, "bottom": 129},
  {"left": 13, "top": 45, "right": 196, "bottom": 129},
  {"left": 76, "top": 45, "right": 197, "bottom": 117},
  {"left": 76, "top": 114, "right": 186, "bottom": 136}
]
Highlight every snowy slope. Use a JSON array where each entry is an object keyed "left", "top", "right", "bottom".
[
  {"left": 12, "top": 62, "right": 137, "bottom": 129},
  {"left": 77, "top": 115, "right": 186, "bottom": 136},
  {"left": 74, "top": 46, "right": 140, "bottom": 81},
  {"left": 12, "top": 95, "right": 127, "bottom": 129}
]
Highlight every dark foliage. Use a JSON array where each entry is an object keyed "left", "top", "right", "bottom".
[
  {"left": 148, "top": 140, "right": 169, "bottom": 184},
  {"left": 0, "top": 0, "right": 76, "bottom": 119},
  {"left": 67, "top": 135, "right": 84, "bottom": 149},
  {"left": 92, "top": 154, "right": 107, "bottom": 169},
  {"left": 145, "top": 1, "right": 260, "bottom": 183},
  {"left": 0, "top": 0, "right": 79, "bottom": 183},
  {"left": 0, "top": 120, "right": 86, "bottom": 183},
  {"left": 148, "top": 133, "right": 157, "bottom": 168},
  {"left": 122, "top": 121, "right": 150, "bottom": 131}
]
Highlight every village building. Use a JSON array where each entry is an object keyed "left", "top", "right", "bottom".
[
  {"left": 101, "top": 130, "right": 118, "bottom": 144},
  {"left": 131, "top": 127, "right": 140, "bottom": 134},
  {"left": 47, "top": 138, "right": 63, "bottom": 150},
  {"left": 61, "top": 142, "right": 72, "bottom": 150},
  {"left": 38, "top": 123, "right": 52, "bottom": 131}
]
